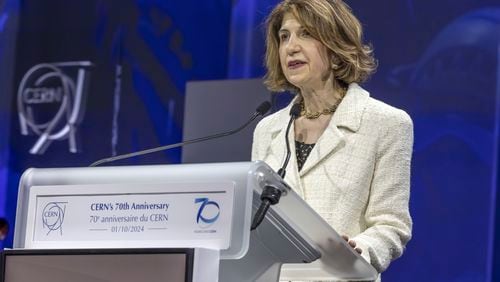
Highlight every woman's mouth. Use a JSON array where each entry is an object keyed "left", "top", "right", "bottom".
[{"left": 288, "top": 60, "right": 306, "bottom": 69}]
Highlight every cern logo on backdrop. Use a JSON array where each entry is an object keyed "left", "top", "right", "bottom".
[{"left": 17, "top": 61, "right": 92, "bottom": 154}]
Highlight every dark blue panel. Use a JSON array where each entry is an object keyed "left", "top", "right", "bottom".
[
  {"left": 380, "top": 7, "right": 499, "bottom": 282},
  {"left": 0, "top": 0, "right": 19, "bottom": 250}
]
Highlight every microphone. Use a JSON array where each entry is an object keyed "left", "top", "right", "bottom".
[
  {"left": 90, "top": 101, "right": 272, "bottom": 167},
  {"left": 251, "top": 103, "right": 301, "bottom": 231},
  {"left": 277, "top": 103, "right": 301, "bottom": 178}
]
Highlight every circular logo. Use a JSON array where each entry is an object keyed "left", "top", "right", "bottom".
[
  {"left": 195, "top": 198, "right": 220, "bottom": 229},
  {"left": 16, "top": 62, "right": 91, "bottom": 154},
  {"left": 18, "top": 64, "right": 76, "bottom": 137},
  {"left": 42, "top": 202, "right": 66, "bottom": 235}
]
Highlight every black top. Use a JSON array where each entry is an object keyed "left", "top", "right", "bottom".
[{"left": 295, "top": 141, "right": 315, "bottom": 171}]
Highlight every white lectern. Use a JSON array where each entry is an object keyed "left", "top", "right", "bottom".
[{"left": 10, "top": 161, "right": 377, "bottom": 281}]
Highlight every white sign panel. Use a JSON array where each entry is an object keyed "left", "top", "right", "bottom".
[{"left": 24, "top": 182, "right": 234, "bottom": 250}]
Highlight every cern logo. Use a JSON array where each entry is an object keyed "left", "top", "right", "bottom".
[
  {"left": 17, "top": 61, "right": 92, "bottom": 154},
  {"left": 42, "top": 202, "right": 67, "bottom": 236}
]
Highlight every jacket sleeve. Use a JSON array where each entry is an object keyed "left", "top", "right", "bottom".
[{"left": 352, "top": 110, "right": 414, "bottom": 272}]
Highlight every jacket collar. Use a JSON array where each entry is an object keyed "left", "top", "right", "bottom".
[
  {"left": 331, "top": 83, "right": 370, "bottom": 132},
  {"left": 268, "top": 83, "right": 370, "bottom": 177},
  {"left": 269, "top": 83, "right": 369, "bottom": 133}
]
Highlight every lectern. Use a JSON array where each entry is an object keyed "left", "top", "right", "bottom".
[{"left": 9, "top": 161, "right": 377, "bottom": 281}]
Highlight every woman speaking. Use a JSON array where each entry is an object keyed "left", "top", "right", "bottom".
[{"left": 252, "top": 0, "right": 413, "bottom": 279}]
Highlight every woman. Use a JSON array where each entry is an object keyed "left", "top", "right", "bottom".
[{"left": 252, "top": 0, "right": 413, "bottom": 279}]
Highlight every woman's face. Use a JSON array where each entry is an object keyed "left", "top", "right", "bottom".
[{"left": 278, "top": 13, "right": 332, "bottom": 91}]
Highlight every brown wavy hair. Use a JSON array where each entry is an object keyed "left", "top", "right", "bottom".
[{"left": 264, "top": 0, "right": 377, "bottom": 92}]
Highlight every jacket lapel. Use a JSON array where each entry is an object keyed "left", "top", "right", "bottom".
[
  {"left": 269, "top": 103, "right": 294, "bottom": 166},
  {"left": 266, "top": 83, "right": 370, "bottom": 192},
  {"left": 299, "top": 83, "right": 370, "bottom": 176},
  {"left": 298, "top": 124, "right": 345, "bottom": 176}
]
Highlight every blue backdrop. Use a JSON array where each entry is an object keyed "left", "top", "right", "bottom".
[{"left": 0, "top": 1, "right": 499, "bottom": 281}]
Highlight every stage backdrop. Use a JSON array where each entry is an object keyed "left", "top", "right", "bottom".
[
  {"left": 0, "top": 1, "right": 499, "bottom": 282},
  {"left": 2, "top": 0, "right": 232, "bottom": 248}
]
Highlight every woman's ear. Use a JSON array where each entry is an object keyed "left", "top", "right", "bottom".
[{"left": 330, "top": 54, "right": 341, "bottom": 70}]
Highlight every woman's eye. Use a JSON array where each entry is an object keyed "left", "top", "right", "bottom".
[
  {"left": 279, "top": 33, "right": 289, "bottom": 42},
  {"left": 301, "top": 30, "right": 311, "bottom": 37}
]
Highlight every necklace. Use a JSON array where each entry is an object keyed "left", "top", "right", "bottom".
[{"left": 299, "top": 89, "right": 346, "bottom": 119}]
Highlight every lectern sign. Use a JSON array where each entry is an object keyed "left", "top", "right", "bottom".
[{"left": 24, "top": 182, "right": 234, "bottom": 250}]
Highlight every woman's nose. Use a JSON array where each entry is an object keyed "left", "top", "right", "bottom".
[{"left": 286, "top": 35, "right": 301, "bottom": 54}]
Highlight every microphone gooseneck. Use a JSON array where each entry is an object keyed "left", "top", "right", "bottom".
[
  {"left": 90, "top": 101, "right": 271, "bottom": 167},
  {"left": 277, "top": 103, "right": 301, "bottom": 178},
  {"left": 251, "top": 103, "right": 301, "bottom": 231}
]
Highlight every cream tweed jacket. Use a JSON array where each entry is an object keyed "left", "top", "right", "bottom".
[{"left": 251, "top": 83, "right": 413, "bottom": 275}]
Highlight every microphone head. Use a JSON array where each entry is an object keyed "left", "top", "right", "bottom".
[
  {"left": 256, "top": 101, "right": 272, "bottom": 116},
  {"left": 290, "top": 103, "right": 302, "bottom": 118}
]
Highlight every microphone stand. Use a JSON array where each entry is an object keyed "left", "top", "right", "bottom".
[
  {"left": 90, "top": 101, "right": 271, "bottom": 167},
  {"left": 251, "top": 104, "right": 301, "bottom": 230}
]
